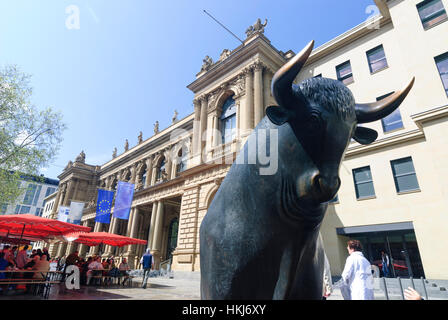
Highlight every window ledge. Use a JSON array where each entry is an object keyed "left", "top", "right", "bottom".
[
  {"left": 344, "top": 80, "right": 355, "bottom": 86},
  {"left": 397, "top": 189, "right": 421, "bottom": 195},
  {"left": 370, "top": 65, "right": 389, "bottom": 75},
  {"left": 382, "top": 126, "right": 405, "bottom": 135},
  {"left": 423, "top": 16, "right": 448, "bottom": 31},
  {"left": 356, "top": 195, "right": 376, "bottom": 201}
]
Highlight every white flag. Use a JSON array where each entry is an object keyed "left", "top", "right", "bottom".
[
  {"left": 68, "top": 201, "right": 85, "bottom": 225},
  {"left": 58, "top": 206, "right": 70, "bottom": 223}
]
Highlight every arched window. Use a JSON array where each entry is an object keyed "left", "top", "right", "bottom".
[
  {"left": 142, "top": 169, "right": 147, "bottom": 186},
  {"left": 220, "top": 95, "right": 236, "bottom": 145},
  {"left": 176, "top": 148, "right": 187, "bottom": 175},
  {"left": 156, "top": 157, "right": 166, "bottom": 181}
]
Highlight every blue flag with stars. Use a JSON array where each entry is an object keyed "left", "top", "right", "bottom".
[{"left": 95, "top": 189, "right": 114, "bottom": 224}]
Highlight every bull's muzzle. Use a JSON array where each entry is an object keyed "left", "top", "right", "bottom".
[{"left": 312, "top": 174, "right": 341, "bottom": 203}]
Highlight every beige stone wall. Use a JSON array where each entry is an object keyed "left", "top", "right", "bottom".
[{"left": 307, "top": 0, "right": 448, "bottom": 279}]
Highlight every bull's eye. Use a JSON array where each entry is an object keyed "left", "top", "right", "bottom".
[{"left": 305, "top": 112, "right": 324, "bottom": 134}]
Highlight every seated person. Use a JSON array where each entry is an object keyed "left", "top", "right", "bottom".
[
  {"left": 0, "top": 252, "right": 13, "bottom": 280},
  {"left": 87, "top": 257, "right": 104, "bottom": 285},
  {"left": 23, "top": 256, "right": 41, "bottom": 279},
  {"left": 118, "top": 258, "right": 130, "bottom": 285},
  {"left": 33, "top": 255, "right": 50, "bottom": 279}
]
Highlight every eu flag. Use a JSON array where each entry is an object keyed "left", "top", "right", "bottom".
[
  {"left": 95, "top": 189, "right": 114, "bottom": 224},
  {"left": 113, "top": 181, "right": 134, "bottom": 220}
]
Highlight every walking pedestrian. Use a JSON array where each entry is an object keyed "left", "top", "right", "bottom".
[
  {"left": 340, "top": 239, "right": 374, "bottom": 300},
  {"left": 141, "top": 248, "right": 154, "bottom": 289}
]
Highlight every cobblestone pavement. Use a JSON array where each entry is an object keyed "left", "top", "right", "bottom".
[
  {"left": 0, "top": 276, "right": 201, "bottom": 300},
  {"left": 1, "top": 275, "right": 446, "bottom": 300}
]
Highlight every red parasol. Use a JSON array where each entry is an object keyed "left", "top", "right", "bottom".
[
  {"left": 63, "top": 231, "right": 147, "bottom": 247},
  {"left": 0, "top": 214, "right": 91, "bottom": 244}
]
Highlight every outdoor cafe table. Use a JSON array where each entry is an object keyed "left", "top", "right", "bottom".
[{"left": 0, "top": 270, "right": 64, "bottom": 299}]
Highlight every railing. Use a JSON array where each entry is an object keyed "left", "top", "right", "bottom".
[{"left": 159, "top": 258, "right": 173, "bottom": 278}]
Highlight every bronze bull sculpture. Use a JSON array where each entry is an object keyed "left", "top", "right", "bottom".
[{"left": 200, "top": 40, "right": 414, "bottom": 299}]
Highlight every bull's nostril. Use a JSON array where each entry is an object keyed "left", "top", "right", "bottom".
[{"left": 312, "top": 174, "right": 322, "bottom": 192}]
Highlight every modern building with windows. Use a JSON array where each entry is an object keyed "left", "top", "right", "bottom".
[
  {"left": 0, "top": 175, "right": 59, "bottom": 217},
  {"left": 48, "top": 0, "right": 448, "bottom": 280}
]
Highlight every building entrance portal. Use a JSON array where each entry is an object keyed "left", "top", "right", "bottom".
[{"left": 337, "top": 223, "right": 425, "bottom": 278}]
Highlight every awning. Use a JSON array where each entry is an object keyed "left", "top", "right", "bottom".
[{"left": 63, "top": 231, "right": 147, "bottom": 247}]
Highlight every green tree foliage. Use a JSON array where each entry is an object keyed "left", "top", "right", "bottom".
[{"left": 0, "top": 65, "right": 66, "bottom": 206}]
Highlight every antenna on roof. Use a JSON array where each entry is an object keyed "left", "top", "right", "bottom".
[{"left": 203, "top": 10, "right": 244, "bottom": 44}]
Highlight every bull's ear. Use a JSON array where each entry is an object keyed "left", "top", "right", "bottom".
[
  {"left": 266, "top": 106, "right": 290, "bottom": 125},
  {"left": 353, "top": 126, "right": 378, "bottom": 145}
]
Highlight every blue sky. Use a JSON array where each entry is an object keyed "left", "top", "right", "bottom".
[{"left": 0, "top": 0, "right": 375, "bottom": 180}]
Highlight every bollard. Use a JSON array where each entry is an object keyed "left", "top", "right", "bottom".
[
  {"left": 410, "top": 276, "right": 415, "bottom": 289},
  {"left": 421, "top": 277, "right": 429, "bottom": 300},
  {"left": 398, "top": 277, "right": 404, "bottom": 300},
  {"left": 382, "top": 277, "right": 389, "bottom": 300}
]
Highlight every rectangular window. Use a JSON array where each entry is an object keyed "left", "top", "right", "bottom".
[
  {"left": 391, "top": 157, "right": 420, "bottom": 193},
  {"left": 0, "top": 204, "right": 8, "bottom": 215},
  {"left": 417, "top": 0, "right": 448, "bottom": 29},
  {"left": 23, "top": 184, "right": 37, "bottom": 205},
  {"left": 435, "top": 52, "right": 448, "bottom": 96},
  {"left": 19, "top": 206, "right": 31, "bottom": 214},
  {"left": 367, "top": 45, "right": 388, "bottom": 73},
  {"left": 45, "top": 187, "right": 56, "bottom": 198},
  {"left": 35, "top": 207, "right": 43, "bottom": 216},
  {"left": 353, "top": 166, "right": 376, "bottom": 199},
  {"left": 377, "top": 92, "right": 404, "bottom": 132},
  {"left": 336, "top": 61, "right": 354, "bottom": 85},
  {"left": 32, "top": 185, "right": 42, "bottom": 206}
]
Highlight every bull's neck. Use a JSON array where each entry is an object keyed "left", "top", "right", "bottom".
[{"left": 274, "top": 121, "right": 328, "bottom": 228}]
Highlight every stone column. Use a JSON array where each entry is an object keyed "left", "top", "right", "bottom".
[
  {"left": 263, "top": 69, "right": 272, "bottom": 116},
  {"left": 50, "top": 184, "right": 64, "bottom": 219},
  {"left": 209, "top": 109, "right": 220, "bottom": 151},
  {"left": 71, "top": 179, "right": 81, "bottom": 202},
  {"left": 88, "top": 222, "right": 102, "bottom": 255},
  {"left": 253, "top": 63, "right": 264, "bottom": 126},
  {"left": 106, "top": 176, "right": 113, "bottom": 189},
  {"left": 192, "top": 99, "right": 201, "bottom": 155},
  {"left": 205, "top": 112, "right": 214, "bottom": 156},
  {"left": 104, "top": 217, "right": 118, "bottom": 256},
  {"left": 152, "top": 201, "right": 165, "bottom": 269},
  {"left": 148, "top": 202, "right": 158, "bottom": 249},
  {"left": 130, "top": 164, "right": 137, "bottom": 184},
  {"left": 78, "top": 221, "right": 90, "bottom": 258},
  {"left": 151, "top": 159, "right": 158, "bottom": 185},
  {"left": 242, "top": 67, "right": 254, "bottom": 135},
  {"left": 123, "top": 207, "right": 139, "bottom": 267},
  {"left": 56, "top": 241, "right": 67, "bottom": 258},
  {"left": 144, "top": 157, "right": 153, "bottom": 188},
  {"left": 199, "top": 95, "right": 208, "bottom": 162},
  {"left": 165, "top": 150, "right": 173, "bottom": 180},
  {"left": 65, "top": 241, "right": 78, "bottom": 256},
  {"left": 63, "top": 180, "right": 74, "bottom": 206}
]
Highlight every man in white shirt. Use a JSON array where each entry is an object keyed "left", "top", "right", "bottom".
[{"left": 341, "top": 239, "right": 374, "bottom": 300}]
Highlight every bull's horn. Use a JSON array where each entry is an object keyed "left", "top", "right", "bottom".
[
  {"left": 355, "top": 77, "right": 415, "bottom": 124},
  {"left": 271, "top": 40, "right": 314, "bottom": 109}
]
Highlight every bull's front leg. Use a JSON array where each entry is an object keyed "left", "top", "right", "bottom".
[{"left": 288, "top": 230, "right": 325, "bottom": 299}]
